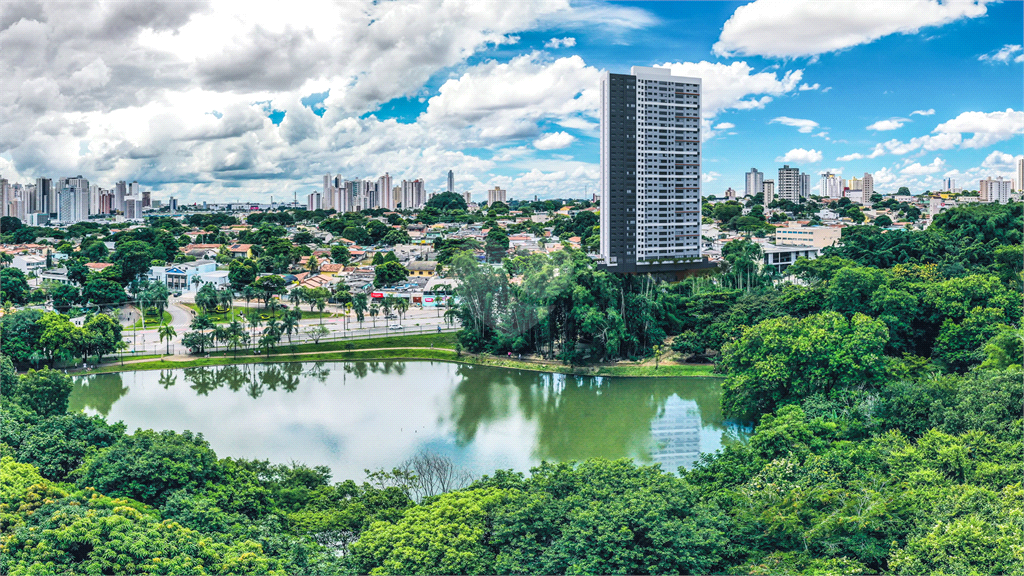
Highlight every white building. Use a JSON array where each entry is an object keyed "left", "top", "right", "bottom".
[
  {"left": 777, "top": 166, "right": 800, "bottom": 202},
  {"left": 763, "top": 179, "right": 775, "bottom": 205},
  {"left": 744, "top": 168, "right": 763, "bottom": 199},
  {"left": 125, "top": 197, "right": 144, "bottom": 220},
  {"left": 57, "top": 186, "right": 80, "bottom": 223},
  {"left": 862, "top": 172, "right": 874, "bottom": 198},
  {"left": 820, "top": 172, "right": 842, "bottom": 199},
  {"left": 307, "top": 191, "right": 321, "bottom": 211},
  {"left": 401, "top": 179, "right": 425, "bottom": 210},
  {"left": 980, "top": 176, "right": 1012, "bottom": 203},
  {"left": 1017, "top": 158, "right": 1023, "bottom": 192},
  {"left": 378, "top": 173, "right": 393, "bottom": 210}
]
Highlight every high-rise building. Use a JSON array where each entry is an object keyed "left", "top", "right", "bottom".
[
  {"left": 447, "top": 170, "right": 454, "bottom": 194},
  {"left": 307, "top": 191, "right": 321, "bottom": 211},
  {"left": 401, "top": 179, "right": 425, "bottom": 210},
  {"left": 125, "top": 197, "right": 144, "bottom": 220},
  {"left": 0, "top": 178, "right": 10, "bottom": 217},
  {"left": 169, "top": 197, "right": 178, "bottom": 212},
  {"left": 744, "top": 168, "right": 763, "bottom": 199},
  {"left": 487, "top": 186, "right": 507, "bottom": 205},
  {"left": 942, "top": 177, "right": 956, "bottom": 192},
  {"left": 59, "top": 176, "right": 90, "bottom": 219},
  {"left": 599, "top": 66, "right": 702, "bottom": 273},
  {"left": 35, "top": 178, "right": 52, "bottom": 214},
  {"left": 89, "top": 185, "right": 102, "bottom": 215},
  {"left": 777, "top": 165, "right": 801, "bottom": 202},
  {"left": 378, "top": 173, "right": 393, "bottom": 210},
  {"left": 980, "top": 176, "right": 1012, "bottom": 203},
  {"left": 115, "top": 181, "right": 127, "bottom": 213},
  {"left": 57, "top": 186, "right": 79, "bottom": 223},
  {"left": 142, "top": 191, "right": 151, "bottom": 207},
  {"left": 463, "top": 191, "right": 472, "bottom": 205},
  {"left": 1017, "top": 158, "right": 1023, "bottom": 192},
  {"left": 800, "top": 173, "right": 811, "bottom": 199},
  {"left": 820, "top": 173, "right": 842, "bottom": 199},
  {"left": 862, "top": 172, "right": 874, "bottom": 198},
  {"left": 763, "top": 179, "right": 775, "bottom": 205}
]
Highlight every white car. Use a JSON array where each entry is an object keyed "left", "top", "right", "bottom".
[{"left": 388, "top": 324, "right": 404, "bottom": 330}]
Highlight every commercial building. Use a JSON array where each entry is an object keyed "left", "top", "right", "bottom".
[
  {"left": 599, "top": 65, "right": 705, "bottom": 274},
  {"left": 744, "top": 168, "right": 762, "bottom": 199},
  {"left": 125, "top": 197, "right": 144, "bottom": 220},
  {"left": 774, "top": 222, "right": 842, "bottom": 248},
  {"left": 35, "top": 178, "right": 52, "bottom": 214},
  {"left": 401, "top": 179, "right": 425, "bottom": 210},
  {"left": 487, "top": 186, "right": 507, "bottom": 206},
  {"left": 115, "top": 181, "right": 127, "bottom": 213},
  {"left": 307, "top": 191, "right": 321, "bottom": 211},
  {"left": 763, "top": 179, "right": 775, "bottom": 204}
]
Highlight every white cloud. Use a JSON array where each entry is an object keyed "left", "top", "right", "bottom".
[
  {"left": 655, "top": 61, "right": 803, "bottom": 118},
  {"left": 713, "top": 122, "right": 735, "bottom": 130},
  {"left": 798, "top": 82, "right": 820, "bottom": 91},
  {"left": 770, "top": 116, "right": 819, "bottom": 133},
  {"left": 910, "top": 108, "right": 935, "bottom": 116},
  {"left": 776, "top": 148, "right": 823, "bottom": 163},
  {"left": 821, "top": 86, "right": 833, "bottom": 93},
  {"left": 900, "top": 157, "right": 945, "bottom": 175},
  {"left": 866, "top": 118, "right": 906, "bottom": 131},
  {"left": 532, "top": 131, "right": 576, "bottom": 150},
  {"left": 880, "top": 108, "right": 1024, "bottom": 155},
  {"left": 713, "top": 0, "right": 989, "bottom": 58},
  {"left": 836, "top": 144, "right": 886, "bottom": 161},
  {"left": 544, "top": 37, "right": 576, "bottom": 48},
  {"left": 702, "top": 171, "right": 720, "bottom": 183},
  {"left": 978, "top": 44, "right": 1023, "bottom": 64},
  {"left": 872, "top": 167, "right": 897, "bottom": 185},
  {"left": 981, "top": 150, "right": 1023, "bottom": 170}
]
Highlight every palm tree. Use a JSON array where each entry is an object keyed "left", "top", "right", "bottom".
[
  {"left": 315, "top": 296, "right": 327, "bottom": 325},
  {"left": 353, "top": 293, "right": 368, "bottom": 328},
  {"left": 217, "top": 289, "right": 233, "bottom": 313},
  {"left": 281, "top": 309, "right": 300, "bottom": 346},
  {"left": 369, "top": 303, "right": 380, "bottom": 327},
  {"left": 244, "top": 308, "right": 263, "bottom": 349},
  {"left": 158, "top": 323, "right": 177, "bottom": 356}
]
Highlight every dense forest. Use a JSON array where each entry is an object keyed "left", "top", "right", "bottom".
[{"left": 1, "top": 202, "right": 1021, "bottom": 575}]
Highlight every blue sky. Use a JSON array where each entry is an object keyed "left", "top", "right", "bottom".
[{"left": 1, "top": 0, "right": 1021, "bottom": 202}]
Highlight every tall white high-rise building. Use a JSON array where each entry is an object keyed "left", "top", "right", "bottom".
[
  {"left": 378, "top": 173, "right": 393, "bottom": 210},
  {"left": 57, "top": 186, "right": 79, "bottom": 223},
  {"left": 744, "top": 168, "right": 763, "bottom": 199},
  {"left": 401, "top": 179, "right": 425, "bottom": 209},
  {"left": 820, "top": 173, "right": 842, "bottom": 199},
  {"left": 1016, "top": 158, "right": 1023, "bottom": 192},
  {"left": 463, "top": 191, "right": 472, "bottom": 205},
  {"left": 599, "top": 66, "right": 702, "bottom": 273},
  {"left": 763, "top": 179, "right": 775, "bottom": 205},
  {"left": 980, "top": 176, "right": 1012, "bottom": 203},
  {"left": 942, "top": 177, "right": 956, "bottom": 192},
  {"left": 125, "top": 197, "right": 144, "bottom": 220},
  {"left": 115, "top": 181, "right": 127, "bottom": 213},
  {"left": 777, "top": 165, "right": 800, "bottom": 202},
  {"left": 862, "top": 172, "right": 874, "bottom": 198},
  {"left": 307, "top": 191, "right": 321, "bottom": 211},
  {"left": 800, "top": 173, "right": 811, "bottom": 199},
  {"left": 487, "top": 186, "right": 507, "bottom": 205},
  {"left": 447, "top": 170, "right": 454, "bottom": 194}
]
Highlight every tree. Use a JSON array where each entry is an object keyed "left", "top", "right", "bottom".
[
  {"left": 158, "top": 323, "right": 177, "bottom": 355},
  {"left": 374, "top": 261, "right": 408, "bottom": 288},
  {"left": 49, "top": 283, "right": 81, "bottom": 313},
  {"left": 195, "top": 282, "right": 219, "bottom": 314},
  {"left": 66, "top": 259, "right": 89, "bottom": 285},
  {"left": 82, "top": 278, "right": 128, "bottom": 308},
  {"left": 381, "top": 229, "right": 412, "bottom": 246},
  {"left": 11, "top": 368, "right": 73, "bottom": 417},
  {"left": 251, "top": 275, "right": 288, "bottom": 308},
  {"left": 331, "top": 244, "right": 352, "bottom": 266},
  {"left": 281, "top": 308, "right": 301, "bottom": 345},
  {"left": 720, "top": 311, "right": 889, "bottom": 420},
  {"left": 485, "top": 227, "right": 510, "bottom": 263},
  {"left": 352, "top": 293, "right": 369, "bottom": 327},
  {"left": 0, "top": 215, "right": 22, "bottom": 233},
  {"left": 39, "top": 312, "right": 85, "bottom": 364},
  {"left": 341, "top": 226, "right": 371, "bottom": 245},
  {"left": 0, "top": 308, "right": 45, "bottom": 365},
  {"left": 425, "top": 191, "right": 468, "bottom": 212},
  {"left": 112, "top": 240, "right": 153, "bottom": 285},
  {"left": 873, "top": 214, "right": 893, "bottom": 227},
  {"left": 228, "top": 258, "right": 258, "bottom": 290},
  {"left": 82, "top": 313, "right": 122, "bottom": 363},
  {"left": 304, "top": 323, "right": 329, "bottom": 344},
  {"left": 181, "top": 331, "right": 213, "bottom": 354},
  {"left": 932, "top": 307, "right": 1006, "bottom": 373},
  {"left": 369, "top": 303, "right": 380, "bottom": 327},
  {"left": 0, "top": 267, "right": 30, "bottom": 304}
]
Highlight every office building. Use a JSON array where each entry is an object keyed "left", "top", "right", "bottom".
[
  {"left": 447, "top": 170, "right": 454, "bottom": 194},
  {"left": 401, "top": 179, "right": 425, "bottom": 210},
  {"left": 89, "top": 185, "right": 102, "bottom": 215},
  {"left": 942, "top": 177, "right": 956, "bottom": 192},
  {"left": 800, "top": 173, "right": 811, "bottom": 199},
  {"left": 1017, "top": 158, "right": 1023, "bottom": 192},
  {"left": 980, "top": 176, "right": 1011, "bottom": 204},
  {"left": 125, "top": 197, "right": 144, "bottom": 220},
  {"left": 744, "top": 168, "right": 763, "bottom": 199},
  {"left": 763, "top": 179, "right": 775, "bottom": 205},
  {"left": 599, "top": 66, "right": 703, "bottom": 273},
  {"left": 463, "top": 191, "right": 472, "bottom": 205},
  {"left": 307, "top": 191, "right": 321, "bottom": 211},
  {"left": 0, "top": 178, "right": 9, "bottom": 217},
  {"left": 129, "top": 181, "right": 140, "bottom": 199},
  {"left": 35, "top": 178, "right": 52, "bottom": 214},
  {"left": 142, "top": 191, "right": 151, "bottom": 207},
  {"left": 862, "top": 172, "right": 874, "bottom": 198},
  {"left": 57, "top": 186, "right": 79, "bottom": 223},
  {"left": 115, "top": 181, "right": 127, "bottom": 213},
  {"left": 59, "top": 176, "right": 90, "bottom": 219},
  {"left": 169, "top": 197, "right": 178, "bottom": 212},
  {"left": 820, "top": 173, "right": 842, "bottom": 199},
  {"left": 487, "top": 186, "right": 507, "bottom": 206},
  {"left": 777, "top": 165, "right": 801, "bottom": 202},
  {"left": 775, "top": 221, "right": 842, "bottom": 248}
]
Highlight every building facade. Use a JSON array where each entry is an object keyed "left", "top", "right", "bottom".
[
  {"left": 820, "top": 172, "right": 842, "bottom": 199},
  {"left": 744, "top": 168, "right": 763, "bottom": 199},
  {"left": 980, "top": 176, "right": 1012, "bottom": 203},
  {"left": 600, "top": 66, "right": 703, "bottom": 274},
  {"left": 777, "top": 165, "right": 800, "bottom": 202},
  {"left": 486, "top": 186, "right": 507, "bottom": 205},
  {"left": 763, "top": 179, "right": 775, "bottom": 205}
]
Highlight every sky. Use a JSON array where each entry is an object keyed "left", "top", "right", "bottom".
[{"left": 0, "top": 0, "right": 1021, "bottom": 204}]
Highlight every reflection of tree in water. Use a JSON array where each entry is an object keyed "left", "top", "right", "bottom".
[
  {"left": 219, "top": 365, "right": 249, "bottom": 392},
  {"left": 68, "top": 373, "right": 128, "bottom": 416},
  {"left": 448, "top": 364, "right": 729, "bottom": 464},
  {"left": 158, "top": 371, "right": 177, "bottom": 389},
  {"left": 305, "top": 362, "right": 331, "bottom": 384},
  {"left": 183, "top": 366, "right": 221, "bottom": 396},
  {"left": 342, "top": 360, "right": 407, "bottom": 380}
]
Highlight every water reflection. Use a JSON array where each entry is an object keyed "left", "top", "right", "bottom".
[{"left": 70, "top": 361, "right": 747, "bottom": 479}]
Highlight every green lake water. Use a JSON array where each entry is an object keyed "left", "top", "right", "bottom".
[{"left": 70, "top": 361, "right": 749, "bottom": 481}]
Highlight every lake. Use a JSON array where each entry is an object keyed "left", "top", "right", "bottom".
[{"left": 70, "top": 361, "right": 749, "bottom": 481}]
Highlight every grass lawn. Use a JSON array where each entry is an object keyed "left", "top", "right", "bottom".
[
  {"left": 184, "top": 303, "right": 337, "bottom": 324},
  {"left": 127, "top": 311, "right": 172, "bottom": 330}
]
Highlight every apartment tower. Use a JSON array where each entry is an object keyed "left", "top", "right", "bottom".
[{"left": 599, "top": 66, "right": 702, "bottom": 274}]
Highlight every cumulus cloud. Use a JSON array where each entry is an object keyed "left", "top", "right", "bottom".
[
  {"left": 544, "top": 37, "right": 576, "bottom": 48},
  {"left": 714, "top": 0, "right": 990, "bottom": 58},
  {"left": 910, "top": 109, "right": 935, "bottom": 116},
  {"left": 533, "top": 131, "right": 576, "bottom": 150},
  {"left": 776, "top": 148, "right": 823, "bottom": 163},
  {"left": 770, "top": 116, "right": 819, "bottom": 133},
  {"left": 655, "top": 61, "right": 803, "bottom": 118},
  {"left": 837, "top": 144, "right": 886, "bottom": 161},
  {"left": 981, "top": 150, "right": 1023, "bottom": 170},
  {"left": 702, "top": 171, "right": 720, "bottom": 183},
  {"left": 978, "top": 44, "right": 1024, "bottom": 64},
  {"left": 713, "top": 122, "right": 735, "bottom": 130},
  {"left": 900, "top": 157, "right": 946, "bottom": 175},
  {"left": 798, "top": 82, "right": 820, "bottom": 91},
  {"left": 866, "top": 118, "right": 906, "bottom": 131},
  {"left": 880, "top": 109, "right": 1024, "bottom": 154}
]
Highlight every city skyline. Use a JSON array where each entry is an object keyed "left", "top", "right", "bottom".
[{"left": 1, "top": 1, "right": 1021, "bottom": 204}]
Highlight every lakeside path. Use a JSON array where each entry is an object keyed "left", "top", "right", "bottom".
[{"left": 79, "top": 344, "right": 719, "bottom": 379}]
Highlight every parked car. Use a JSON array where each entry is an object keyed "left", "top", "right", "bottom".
[{"left": 388, "top": 324, "right": 404, "bottom": 330}]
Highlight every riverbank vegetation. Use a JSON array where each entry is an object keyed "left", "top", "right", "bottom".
[{"left": 0, "top": 202, "right": 1021, "bottom": 574}]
